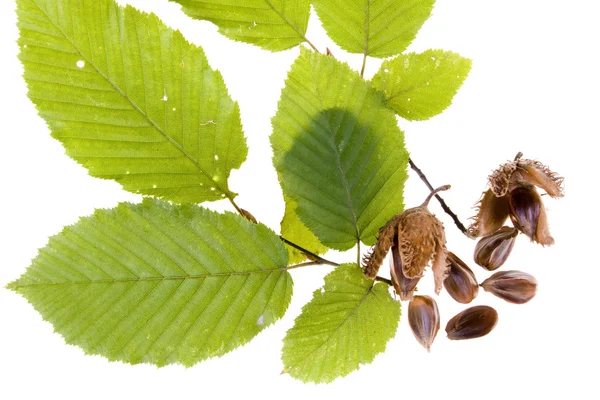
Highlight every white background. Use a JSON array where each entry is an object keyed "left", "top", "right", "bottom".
[{"left": 1, "top": 0, "right": 599, "bottom": 399}]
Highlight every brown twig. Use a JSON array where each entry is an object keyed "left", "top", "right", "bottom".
[
  {"left": 408, "top": 157, "right": 469, "bottom": 236},
  {"left": 279, "top": 236, "right": 339, "bottom": 267},
  {"left": 375, "top": 276, "right": 393, "bottom": 286}
]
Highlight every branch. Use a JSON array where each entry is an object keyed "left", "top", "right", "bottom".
[
  {"left": 227, "top": 198, "right": 339, "bottom": 266},
  {"left": 375, "top": 276, "right": 392, "bottom": 286},
  {"left": 279, "top": 236, "right": 339, "bottom": 267},
  {"left": 408, "top": 157, "right": 469, "bottom": 236},
  {"left": 286, "top": 260, "right": 335, "bottom": 270}
]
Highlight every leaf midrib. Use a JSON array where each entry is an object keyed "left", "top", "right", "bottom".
[
  {"left": 286, "top": 283, "right": 375, "bottom": 370},
  {"left": 363, "top": 0, "right": 371, "bottom": 58},
  {"left": 29, "top": 0, "right": 230, "bottom": 197},
  {"left": 263, "top": 0, "right": 308, "bottom": 43},
  {"left": 311, "top": 78, "right": 361, "bottom": 241},
  {"left": 10, "top": 267, "right": 289, "bottom": 289}
]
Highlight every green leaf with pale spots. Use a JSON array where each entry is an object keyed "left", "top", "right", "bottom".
[
  {"left": 281, "top": 196, "right": 328, "bottom": 264},
  {"left": 169, "top": 0, "right": 311, "bottom": 52},
  {"left": 311, "top": 0, "right": 435, "bottom": 58},
  {"left": 282, "top": 264, "right": 400, "bottom": 383},
  {"left": 7, "top": 199, "right": 292, "bottom": 366},
  {"left": 372, "top": 49, "right": 472, "bottom": 120},
  {"left": 18, "top": 0, "right": 247, "bottom": 203},
  {"left": 271, "top": 48, "right": 409, "bottom": 250}
]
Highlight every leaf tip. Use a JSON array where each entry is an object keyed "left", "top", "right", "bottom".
[{"left": 5, "top": 280, "right": 18, "bottom": 292}]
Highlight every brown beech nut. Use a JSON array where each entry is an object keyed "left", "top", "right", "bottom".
[
  {"left": 509, "top": 186, "right": 542, "bottom": 240},
  {"left": 474, "top": 226, "right": 518, "bottom": 270},
  {"left": 443, "top": 252, "right": 479, "bottom": 304},
  {"left": 480, "top": 270, "right": 538, "bottom": 304},
  {"left": 408, "top": 296, "right": 440, "bottom": 351},
  {"left": 390, "top": 242, "right": 421, "bottom": 301},
  {"left": 446, "top": 305, "right": 498, "bottom": 340}
]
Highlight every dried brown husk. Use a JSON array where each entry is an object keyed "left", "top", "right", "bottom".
[
  {"left": 408, "top": 296, "right": 440, "bottom": 351},
  {"left": 468, "top": 189, "right": 510, "bottom": 238},
  {"left": 446, "top": 305, "right": 498, "bottom": 340},
  {"left": 481, "top": 270, "right": 538, "bottom": 304},
  {"left": 397, "top": 205, "right": 449, "bottom": 295},
  {"left": 363, "top": 214, "right": 400, "bottom": 279},
  {"left": 363, "top": 186, "right": 450, "bottom": 294},
  {"left": 444, "top": 252, "right": 478, "bottom": 304},
  {"left": 468, "top": 154, "right": 563, "bottom": 243}
]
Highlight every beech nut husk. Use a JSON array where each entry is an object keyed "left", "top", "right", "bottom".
[
  {"left": 363, "top": 185, "right": 450, "bottom": 294},
  {"left": 474, "top": 226, "right": 518, "bottom": 270},
  {"left": 446, "top": 305, "right": 498, "bottom": 340},
  {"left": 468, "top": 153, "right": 562, "bottom": 245},
  {"left": 408, "top": 295, "right": 440, "bottom": 351},
  {"left": 480, "top": 270, "right": 538, "bottom": 304},
  {"left": 443, "top": 252, "right": 478, "bottom": 304}
]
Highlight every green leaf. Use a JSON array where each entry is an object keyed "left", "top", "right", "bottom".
[
  {"left": 8, "top": 199, "right": 291, "bottom": 367},
  {"left": 170, "top": 0, "right": 311, "bottom": 52},
  {"left": 281, "top": 196, "right": 328, "bottom": 264},
  {"left": 18, "top": 0, "right": 247, "bottom": 203},
  {"left": 372, "top": 50, "right": 472, "bottom": 120},
  {"left": 271, "top": 48, "right": 409, "bottom": 250},
  {"left": 311, "top": 0, "right": 435, "bottom": 58},
  {"left": 282, "top": 264, "right": 400, "bottom": 383}
]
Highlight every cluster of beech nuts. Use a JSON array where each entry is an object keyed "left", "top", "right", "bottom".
[{"left": 363, "top": 152, "right": 563, "bottom": 351}]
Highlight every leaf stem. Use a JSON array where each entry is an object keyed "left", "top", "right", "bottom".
[
  {"left": 360, "top": 53, "right": 367, "bottom": 77},
  {"left": 408, "top": 157, "right": 469, "bottom": 236},
  {"left": 287, "top": 261, "right": 330, "bottom": 270},
  {"left": 227, "top": 197, "right": 244, "bottom": 216},
  {"left": 356, "top": 240, "right": 361, "bottom": 267},
  {"left": 305, "top": 37, "right": 320, "bottom": 53},
  {"left": 375, "top": 276, "right": 392, "bottom": 286},
  {"left": 226, "top": 197, "right": 339, "bottom": 266},
  {"left": 280, "top": 236, "right": 339, "bottom": 266}
]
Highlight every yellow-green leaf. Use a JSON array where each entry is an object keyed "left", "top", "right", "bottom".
[
  {"left": 170, "top": 0, "right": 311, "bottom": 51},
  {"left": 19, "top": 0, "right": 247, "bottom": 203},
  {"left": 8, "top": 199, "right": 292, "bottom": 367},
  {"left": 312, "top": 0, "right": 435, "bottom": 58},
  {"left": 282, "top": 264, "right": 400, "bottom": 383},
  {"left": 372, "top": 49, "right": 472, "bottom": 120},
  {"left": 271, "top": 48, "right": 409, "bottom": 250}
]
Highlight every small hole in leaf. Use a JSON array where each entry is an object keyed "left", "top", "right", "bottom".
[
  {"left": 153, "top": 184, "right": 157, "bottom": 188},
  {"left": 76, "top": 60, "right": 85, "bottom": 68}
]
